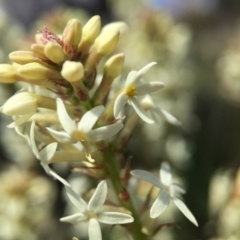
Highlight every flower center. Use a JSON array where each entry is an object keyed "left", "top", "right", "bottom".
[
  {"left": 72, "top": 130, "right": 87, "bottom": 142},
  {"left": 125, "top": 84, "right": 137, "bottom": 96},
  {"left": 86, "top": 210, "right": 98, "bottom": 219}
]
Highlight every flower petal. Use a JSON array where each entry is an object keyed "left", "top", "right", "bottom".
[
  {"left": 57, "top": 98, "right": 76, "bottom": 134},
  {"left": 130, "top": 170, "right": 163, "bottom": 188},
  {"left": 170, "top": 183, "right": 186, "bottom": 195},
  {"left": 135, "top": 82, "right": 164, "bottom": 96},
  {"left": 46, "top": 168, "right": 70, "bottom": 187},
  {"left": 78, "top": 106, "right": 104, "bottom": 132},
  {"left": 98, "top": 212, "right": 133, "bottom": 224},
  {"left": 153, "top": 106, "right": 181, "bottom": 126},
  {"left": 7, "top": 112, "right": 35, "bottom": 128},
  {"left": 173, "top": 197, "right": 198, "bottom": 226},
  {"left": 60, "top": 213, "right": 87, "bottom": 224},
  {"left": 30, "top": 121, "right": 39, "bottom": 157},
  {"left": 129, "top": 97, "right": 154, "bottom": 124},
  {"left": 89, "top": 218, "right": 102, "bottom": 240},
  {"left": 65, "top": 185, "right": 87, "bottom": 212},
  {"left": 135, "top": 62, "right": 157, "bottom": 83},
  {"left": 56, "top": 98, "right": 76, "bottom": 134},
  {"left": 46, "top": 127, "right": 74, "bottom": 143},
  {"left": 150, "top": 189, "right": 170, "bottom": 218},
  {"left": 113, "top": 91, "right": 128, "bottom": 118},
  {"left": 88, "top": 181, "right": 107, "bottom": 212},
  {"left": 125, "top": 70, "right": 138, "bottom": 86},
  {"left": 88, "top": 122, "right": 123, "bottom": 142},
  {"left": 38, "top": 142, "right": 58, "bottom": 163},
  {"left": 160, "top": 162, "right": 172, "bottom": 187}
]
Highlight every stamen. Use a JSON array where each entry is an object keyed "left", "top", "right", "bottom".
[
  {"left": 125, "top": 84, "right": 137, "bottom": 96},
  {"left": 72, "top": 130, "right": 87, "bottom": 142}
]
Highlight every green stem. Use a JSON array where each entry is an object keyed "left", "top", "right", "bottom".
[{"left": 104, "top": 151, "right": 149, "bottom": 240}]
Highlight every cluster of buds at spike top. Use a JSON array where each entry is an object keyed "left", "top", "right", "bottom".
[{"left": 0, "top": 16, "right": 128, "bottom": 104}]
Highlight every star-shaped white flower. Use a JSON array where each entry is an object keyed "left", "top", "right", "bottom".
[
  {"left": 113, "top": 62, "right": 164, "bottom": 124},
  {"left": 61, "top": 181, "right": 134, "bottom": 240},
  {"left": 30, "top": 121, "right": 70, "bottom": 186},
  {"left": 47, "top": 98, "right": 123, "bottom": 154},
  {"left": 131, "top": 162, "right": 198, "bottom": 226},
  {"left": 141, "top": 95, "right": 181, "bottom": 126}
]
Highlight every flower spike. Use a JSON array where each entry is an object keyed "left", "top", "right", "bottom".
[{"left": 131, "top": 162, "right": 198, "bottom": 226}]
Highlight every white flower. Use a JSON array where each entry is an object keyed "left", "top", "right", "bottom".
[
  {"left": 47, "top": 98, "right": 123, "bottom": 157},
  {"left": 131, "top": 162, "right": 198, "bottom": 226},
  {"left": 60, "top": 181, "right": 134, "bottom": 240},
  {"left": 30, "top": 121, "right": 70, "bottom": 186},
  {"left": 141, "top": 95, "right": 181, "bottom": 126},
  {"left": 113, "top": 62, "right": 164, "bottom": 124}
]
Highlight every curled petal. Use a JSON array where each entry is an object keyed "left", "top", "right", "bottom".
[
  {"left": 47, "top": 168, "right": 70, "bottom": 187},
  {"left": 98, "top": 212, "right": 133, "bottom": 224},
  {"left": 38, "top": 142, "right": 58, "bottom": 163},
  {"left": 129, "top": 97, "right": 154, "bottom": 124},
  {"left": 88, "top": 218, "right": 102, "bottom": 240},
  {"left": 135, "top": 82, "right": 164, "bottom": 96},
  {"left": 173, "top": 197, "right": 198, "bottom": 226},
  {"left": 60, "top": 213, "right": 87, "bottom": 224},
  {"left": 170, "top": 183, "right": 186, "bottom": 195},
  {"left": 56, "top": 98, "right": 76, "bottom": 134},
  {"left": 46, "top": 128, "right": 74, "bottom": 143},
  {"left": 88, "top": 181, "right": 107, "bottom": 212},
  {"left": 78, "top": 105, "right": 104, "bottom": 133},
  {"left": 88, "top": 122, "right": 123, "bottom": 142},
  {"left": 65, "top": 185, "right": 87, "bottom": 212},
  {"left": 153, "top": 106, "right": 181, "bottom": 126},
  {"left": 160, "top": 162, "right": 172, "bottom": 187},
  {"left": 7, "top": 112, "right": 35, "bottom": 128},
  {"left": 30, "top": 121, "right": 38, "bottom": 157},
  {"left": 130, "top": 170, "right": 163, "bottom": 188},
  {"left": 135, "top": 62, "right": 157, "bottom": 83},
  {"left": 150, "top": 189, "right": 170, "bottom": 218},
  {"left": 113, "top": 91, "right": 128, "bottom": 118}
]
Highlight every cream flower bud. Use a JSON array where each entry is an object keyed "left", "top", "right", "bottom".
[
  {"left": 62, "top": 19, "right": 82, "bottom": 53},
  {"left": 61, "top": 61, "right": 84, "bottom": 82},
  {"left": 31, "top": 44, "right": 47, "bottom": 59},
  {"left": 81, "top": 15, "right": 101, "bottom": 44},
  {"left": 104, "top": 53, "right": 125, "bottom": 78},
  {"left": 94, "top": 29, "right": 119, "bottom": 56},
  {"left": 0, "top": 64, "right": 18, "bottom": 83},
  {"left": 44, "top": 42, "right": 65, "bottom": 64},
  {"left": 18, "top": 62, "right": 50, "bottom": 81},
  {"left": 9, "top": 51, "right": 37, "bottom": 65},
  {"left": 102, "top": 22, "right": 128, "bottom": 40},
  {"left": 1, "top": 92, "right": 38, "bottom": 115}
]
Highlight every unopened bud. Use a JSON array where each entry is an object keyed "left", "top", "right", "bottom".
[
  {"left": 62, "top": 19, "right": 82, "bottom": 55},
  {"left": 93, "top": 54, "right": 124, "bottom": 105},
  {"left": 0, "top": 64, "right": 18, "bottom": 83},
  {"left": 78, "top": 16, "right": 101, "bottom": 55},
  {"left": 1, "top": 92, "right": 38, "bottom": 115},
  {"left": 104, "top": 53, "right": 124, "bottom": 78},
  {"left": 102, "top": 22, "right": 128, "bottom": 40},
  {"left": 44, "top": 42, "right": 65, "bottom": 65},
  {"left": 18, "top": 62, "right": 55, "bottom": 81},
  {"left": 31, "top": 44, "right": 47, "bottom": 59},
  {"left": 61, "top": 61, "right": 84, "bottom": 82},
  {"left": 94, "top": 29, "right": 119, "bottom": 56},
  {"left": 81, "top": 15, "right": 101, "bottom": 44},
  {"left": 9, "top": 51, "right": 37, "bottom": 65}
]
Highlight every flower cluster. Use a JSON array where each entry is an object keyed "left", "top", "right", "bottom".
[{"left": 0, "top": 15, "right": 197, "bottom": 239}]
